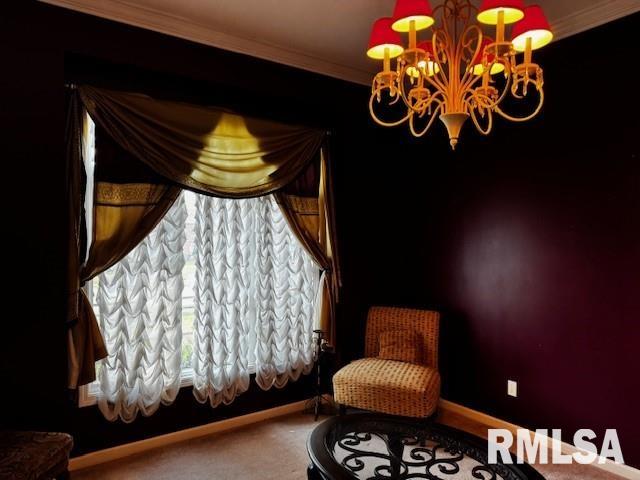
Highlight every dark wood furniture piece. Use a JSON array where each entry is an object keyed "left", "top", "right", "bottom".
[
  {"left": 307, "top": 413, "right": 545, "bottom": 480},
  {"left": 0, "top": 431, "right": 73, "bottom": 480}
]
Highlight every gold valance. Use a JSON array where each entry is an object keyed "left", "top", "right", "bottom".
[{"left": 79, "top": 86, "right": 325, "bottom": 198}]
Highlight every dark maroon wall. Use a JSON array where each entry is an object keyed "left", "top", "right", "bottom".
[
  {"left": 0, "top": 0, "right": 370, "bottom": 454},
  {"left": 1, "top": 0, "right": 638, "bottom": 467},
  {"left": 335, "top": 13, "right": 640, "bottom": 467}
]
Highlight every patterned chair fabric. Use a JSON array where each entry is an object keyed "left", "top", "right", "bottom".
[
  {"left": 377, "top": 329, "right": 421, "bottom": 364},
  {"left": 0, "top": 431, "right": 73, "bottom": 480},
  {"left": 333, "top": 306, "right": 440, "bottom": 418}
]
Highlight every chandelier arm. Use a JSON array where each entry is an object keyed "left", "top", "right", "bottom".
[
  {"left": 494, "top": 89, "right": 545, "bottom": 122},
  {"left": 464, "top": 89, "right": 491, "bottom": 107},
  {"left": 510, "top": 74, "right": 527, "bottom": 99},
  {"left": 437, "top": 1, "right": 454, "bottom": 41},
  {"left": 490, "top": 69, "right": 515, "bottom": 107},
  {"left": 414, "top": 90, "right": 446, "bottom": 116},
  {"left": 460, "top": 62, "right": 492, "bottom": 96},
  {"left": 409, "top": 102, "right": 443, "bottom": 137},
  {"left": 459, "top": 70, "right": 486, "bottom": 102},
  {"left": 462, "top": 87, "right": 482, "bottom": 106},
  {"left": 388, "top": 93, "right": 402, "bottom": 105},
  {"left": 424, "top": 68, "right": 449, "bottom": 97},
  {"left": 424, "top": 29, "right": 450, "bottom": 93},
  {"left": 457, "top": 25, "right": 484, "bottom": 93},
  {"left": 431, "top": 2, "right": 445, "bottom": 17},
  {"left": 397, "top": 71, "right": 433, "bottom": 114},
  {"left": 511, "top": 88, "right": 526, "bottom": 100},
  {"left": 369, "top": 90, "right": 412, "bottom": 127},
  {"left": 493, "top": 71, "right": 515, "bottom": 106},
  {"left": 464, "top": 65, "right": 514, "bottom": 113},
  {"left": 397, "top": 71, "right": 415, "bottom": 107},
  {"left": 510, "top": 71, "right": 543, "bottom": 100},
  {"left": 419, "top": 70, "right": 448, "bottom": 101},
  {"left": 467, "top": 100, "right": 494, "bottom": 135}
]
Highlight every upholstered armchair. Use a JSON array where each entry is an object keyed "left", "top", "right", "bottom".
[{"left": 332, "top": 306, "right": 440, "bottom": 418}]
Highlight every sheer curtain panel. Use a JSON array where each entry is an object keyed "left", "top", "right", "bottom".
[
  {"left": 275, "top": 147, "right": 341, "bottom": 345},
  {"left": 92, "top": 191, "right": 319, "bottom": 418},
  {"left": 253, "top": 196, "right": 318, "bottom": 389},
  {"left": 95, "top": 195, "right": 186, "bottom": 422},
  {"left": 192, "top": 194, "right": 318, "bottom": 405},
  {"left": 192, "top": 195, "right": 252, "bottom": 406}
]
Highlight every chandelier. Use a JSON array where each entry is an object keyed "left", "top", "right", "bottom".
[{"left": 366, "top": 0, "right": 553, "bottom": 149}]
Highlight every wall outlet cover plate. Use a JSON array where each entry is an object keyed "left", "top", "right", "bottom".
[{"left": 508, "top": 380, "right": 518, "bottom": 397}]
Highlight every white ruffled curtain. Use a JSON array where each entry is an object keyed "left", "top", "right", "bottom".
[
  {"left": 253, "top": 196, "right": 317, "bottom": 390},
  {"left": 95, "top": 194, "right": 187, "bottom": 422},
  {"left": 192, "top": 194, "right": 318, "bottom": 406},
  {"left": 192, "top": 195, "right": 252, "bottom": 406},
  {"left": 92, "top": 191, "right": 318, "bottom": 419}
]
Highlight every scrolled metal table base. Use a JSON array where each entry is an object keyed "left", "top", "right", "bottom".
[{"left": 307, "top": 413, "right": 545, "bottom": 480}]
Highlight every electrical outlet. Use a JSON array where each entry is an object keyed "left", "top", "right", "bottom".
[{"left": 508, "top": 380, "right": 518, "bottom": 397}]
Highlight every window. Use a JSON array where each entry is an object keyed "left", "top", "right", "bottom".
[{"left": 80, "top": 189, "right": 320, "bottom": 412}]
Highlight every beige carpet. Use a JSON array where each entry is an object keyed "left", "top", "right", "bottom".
[{"left": 72, "top": 411, "right": 629, "bottom": 480}]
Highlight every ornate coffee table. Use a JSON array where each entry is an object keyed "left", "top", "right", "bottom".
[{"left": 307, "top": 413, "right": 545, "bottom": 480}]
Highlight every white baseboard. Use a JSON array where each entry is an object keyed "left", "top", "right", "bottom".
[
  {"left": 439, "top": 399, "right": 640, "bottom": 480},
  {"left": 69, "top": 399, "right": 309, "bottom": 472}
]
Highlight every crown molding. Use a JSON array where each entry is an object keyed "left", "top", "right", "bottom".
[
  {"left": 39, "top": 0, "right": 374, "bottom": 85},
  {"left": 550, "top": 0, "right": 640, "bottom": 41},
  {"left": 40, "top": 0, "right": 639, "bottom": 86}
]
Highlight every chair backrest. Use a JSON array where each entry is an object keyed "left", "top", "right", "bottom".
[{"left": 364, "top": 306, "right": 440, "bottom": 369}]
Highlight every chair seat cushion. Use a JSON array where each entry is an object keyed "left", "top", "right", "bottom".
[
  {"left": 0, "top": 431, "right": 73, "bottom": 480},
  {"left": 333, "top": 358, "right": 440, "bottom": 418}
]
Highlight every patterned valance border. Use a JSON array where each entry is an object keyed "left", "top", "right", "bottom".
[
  {"left": 285, "top": 195, "right": 319, "bottom": 216},
  {"left": 96, "top": 182, "right": 170, "bottom": 206}
]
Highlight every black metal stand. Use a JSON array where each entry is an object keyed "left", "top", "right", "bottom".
[{"left": 305, "top": 330, "right": 335, "bottom": 420}]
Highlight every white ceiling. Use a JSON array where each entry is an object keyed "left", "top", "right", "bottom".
[{"left": 42, "top": 0, "right": 639, "bottom": 84}]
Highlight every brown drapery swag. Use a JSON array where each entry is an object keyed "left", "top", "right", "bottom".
[
  {"left": 79, "top": 86, "right": 325, "bottom": 198},
  {"left": 275, "top": 146, "right": 341, "bottom": 345},
  {"left": 82, "top": 182, "right": 181, "bottom": 281},
  {"left": 66, "top": 89, "right": 83, "bottom": 334},
  {"left": 67, "top": 85, "right": 338, "bottom": 388},
  {"left": 67, "top": 93, "right": 108, "bottom": 389},
  {"left": 67, "top": 92, "right": 182, "bottom": 388},
  {"left": 68, "top": 181, "right": 180, "bottom": 388}
]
